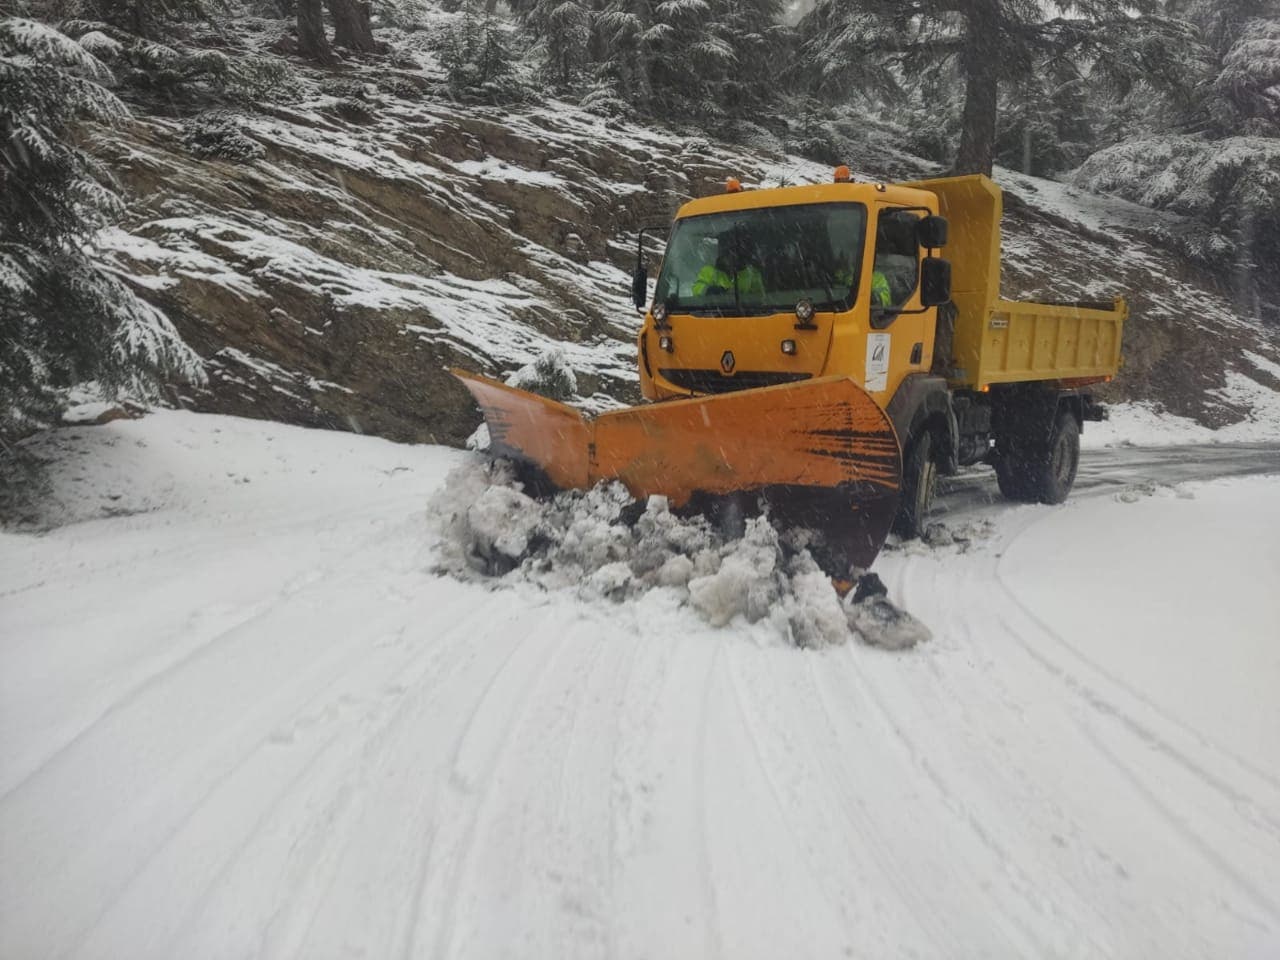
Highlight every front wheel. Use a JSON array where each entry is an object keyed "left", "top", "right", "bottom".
[{"left": 893, "top": 431, "right": 937, "bottom": 539}]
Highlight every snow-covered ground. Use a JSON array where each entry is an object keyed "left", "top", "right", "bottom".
[
  {"left": 1085, "top": 352, "right": 1280, "bottom": 448},
  {"left": 2, "top": 411, "right": 1279, "bottom": 959}
]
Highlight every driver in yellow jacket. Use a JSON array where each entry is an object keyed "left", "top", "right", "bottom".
[
  {"left": 693, "top": 225, "right": 765, "bottom": 298},
  {"left": 692, "top": 262, "right": 765, "bottom": 297}
]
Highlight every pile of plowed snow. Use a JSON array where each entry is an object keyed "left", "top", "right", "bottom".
[{"left": 429, "top": 458, "right": 930, "bottom": 650}]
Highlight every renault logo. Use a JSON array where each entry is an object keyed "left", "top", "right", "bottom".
[{"left": 720, "top": 350, "right": 736, "bottom": 374}]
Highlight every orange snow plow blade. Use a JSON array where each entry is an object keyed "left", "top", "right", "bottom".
[{"left": 453, "top": 370, "right": 903, "bottom": 569}]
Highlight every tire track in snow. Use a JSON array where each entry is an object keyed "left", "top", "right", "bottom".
[
  {"left": 603, "top": 615, "right": 686, "bottom": 959},
  {"left": 602, "top": 631, "right": 645, "bottom": 960},
  {"left": 943, "top": 508, "right": 1280, "bottom": 938},
  {"left": 811, "top": 650, "right": 1080, "bottom": 957},
  {"left": 212, "top": 594, "right": 499, "bottom": 960},
  {"left": 56, "top": 567, "right": 483, "bottom": 959},
  {"left": 1, "top": 507, "right": 425, "bottom": 802},
  {"left": 249, "top": 603, "right": 500, "bottom": 960},
  {"left": 433, "top": 627, "right": 576, "bottom": 960},
  {"left": 694, "top": 637, "right": 726, "bottom": 960},
  {"left": 993, "top": 558, "right": 1280, "bottom": 806},
  {"left": 0, "top": 593, "right": 283, "bottom": 803},
  {"left": 720, "top": 650, "right": 865, "bottom": 934},
  {"left": 389, "top": 603, "right": 576, "bottom": 960},
  {"left": 986, "top": 604, "right": 1280, "bottom": 928},
  {"left": 1, "top": 519, "right": 451, "bottom": 959},
  {"left": 394, "top": 618, "right": 531, "bottom": 960},
  {"left": 1077, "top": 714, "right": 1280, "bottom": 928},
  {"left": 881, "top": 509, "right": 1280, "bottom": 954}
]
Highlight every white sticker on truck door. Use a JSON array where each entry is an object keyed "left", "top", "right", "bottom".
[{"left": 865, "top": 333, "right": 891, "bottom": 392}]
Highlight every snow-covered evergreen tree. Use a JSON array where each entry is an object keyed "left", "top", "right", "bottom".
[
  {"left": 711, "top": 0, "right": 784, "bottom": 118},
  {"left": 995, "top": 69, "right": 1095, "bottom": 176},
  {"left": 606, "top": 0, "right": 737, "bottom": 118},
  {"left": 592, "top": 0, "right": 654, "bottom": 110},
  {"left": 522, "top": 0, "right": 591, "bottom": 89},
  {"left": 436, "top": 0, "right": 521, "bottom": 100},
  {"left": 1194, "top": 1, "right": 1280, "bottom": 135},
  {"left": 1, "top": 18, "right": 203, "bottom": 438},
  {"left": 795, "top": 0, "right": 1204, "bottom": 175}
]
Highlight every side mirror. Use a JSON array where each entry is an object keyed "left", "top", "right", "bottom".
[
  {"left": 917, "top": 215, "right": 948, "bottom": 250},
  {"left": 920, "top": 258, "right": 952, "bottom": 307},
  {"left": 631, "top": 266, "right": 648, "bottom": 310}
]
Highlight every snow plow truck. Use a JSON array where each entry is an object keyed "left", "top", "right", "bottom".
[{"left": 453, "top": 172, "right": 1125, "bottom": 575}]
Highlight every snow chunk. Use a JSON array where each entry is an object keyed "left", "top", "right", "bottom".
[
  {"left": 687, "top": 516, "right": 782, "bottom": 627},
  {"left": 428, "top": 458, "right": 927, "bottom": 650}
]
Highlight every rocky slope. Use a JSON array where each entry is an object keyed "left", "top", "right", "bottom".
[{"left": 88, "top": 54, "right": 1280, "bottom": 444}]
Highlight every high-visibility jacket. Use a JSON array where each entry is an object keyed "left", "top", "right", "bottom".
[
  {"left": 692, "top": 264, "right": 764, "bottom": 297},
  {"left": 870, "top": 270, "right": 891, "bottom": 306},
  {"left": 835, "top": 267, "right": 890, "bottom": 306}
]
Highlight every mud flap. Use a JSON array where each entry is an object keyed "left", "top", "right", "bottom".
[{"left": 453, "top": 371, "right": 903, "bottom": 570}]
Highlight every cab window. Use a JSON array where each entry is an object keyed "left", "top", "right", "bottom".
[{"left": 873, "top": 208, "right": 921, "bottom": 309}]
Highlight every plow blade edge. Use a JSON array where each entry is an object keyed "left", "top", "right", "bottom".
[{"left": 453, "top": 371, "right": 903, "bottom": 569}]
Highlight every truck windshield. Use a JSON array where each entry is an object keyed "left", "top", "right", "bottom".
[{"left": 652, "top": 202, "right": 867, "bottom": 316}]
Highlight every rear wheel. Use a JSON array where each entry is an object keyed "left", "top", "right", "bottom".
[
  {"left": 996, "top": 409, "right": 1079, "bottom": 504},
  {"left": 893, "top": 430, "right": 937, "bottom": 539}
]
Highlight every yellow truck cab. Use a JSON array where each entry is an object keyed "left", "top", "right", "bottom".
[{"left": 638, "top": 176, "right": 945, "bottom": 408}]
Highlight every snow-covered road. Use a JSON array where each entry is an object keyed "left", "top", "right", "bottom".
[{"left": 2, "top": 412, "right": 1278, "bottom": 959}]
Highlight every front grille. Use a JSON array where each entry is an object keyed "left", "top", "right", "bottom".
[{"left": 658, "top": 369, "right": 812, "bottom": 394}]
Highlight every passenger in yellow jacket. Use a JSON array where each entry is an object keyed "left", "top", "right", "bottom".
[
  {"left": 836, "top": 265, "right": 892, "bottom": 306},
  {"left": 870, "top": 269, "right": 891, "bottom": 306}
]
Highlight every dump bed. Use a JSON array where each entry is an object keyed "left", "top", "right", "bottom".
[{"left": 909, "top": 175, "right": 1126, "bottom": 390}]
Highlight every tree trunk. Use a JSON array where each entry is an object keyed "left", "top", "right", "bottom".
[
  {"left": 954, "top": 0, "right": 1001, "bottom": 176},
  {"left": 297, "top": 0, "right": 335, "bottom": 62},
  {"left": 327, "top": 0, "right": 379, "bottom": 52},
  {"left": 588, "top": 0, "right": 606, "bottom": 62}
]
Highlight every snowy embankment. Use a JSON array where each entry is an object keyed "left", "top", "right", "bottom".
[
  {"left": 84, "top": 59, "right": 1280, "bottom": 440},
  {"left": 1084, "top": 350, "right": 1280, "bottom": 447},
  {"left": 2, "top": 411, "right": 1279, "bottom": 959}
]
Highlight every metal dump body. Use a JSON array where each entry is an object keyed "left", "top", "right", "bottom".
[{"left": 909, "top": 175, "right": 1126, "bottom": 390}]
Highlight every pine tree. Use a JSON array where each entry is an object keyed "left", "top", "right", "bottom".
[
  {"left": 796, "top": 0, "right": 1205, "bottom": 175},
  {"left": 593, "top": 0, "right": 653, "bottom": 111},
  {"left": 1, "top": 19, "right": 203, "bottom": 438},
  {"left": 437, "top": 0, "right": 519, "bottom": 100},
  {"left": 524, "top": 0, "right": 591, "bottom": 89},
  {"left": 995, "top": 69, "right": 1095, "bottom": 175},
  {"left": 1215, "top": 15, "right": 1280, "bottom": 133},
  {"left": 617, "top": 0, "right": 739, "bottom": 117},
  {"left": 710, "top": 0, "right": 784, "bottom": 118},
  {"left": 1170, "top": 0, "right": 1280, "bottom": 135}
]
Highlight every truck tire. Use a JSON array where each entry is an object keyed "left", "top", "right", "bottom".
[
  {"left": 894, "top": 430, "right": 937, "bottom": 539},
  {"left": 996, "top": 410, "right": 1079, "bottom": 504}
]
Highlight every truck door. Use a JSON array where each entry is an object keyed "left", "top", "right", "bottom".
[{"left": 867, "top": 204, "right": 936, "bottom": 397}]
